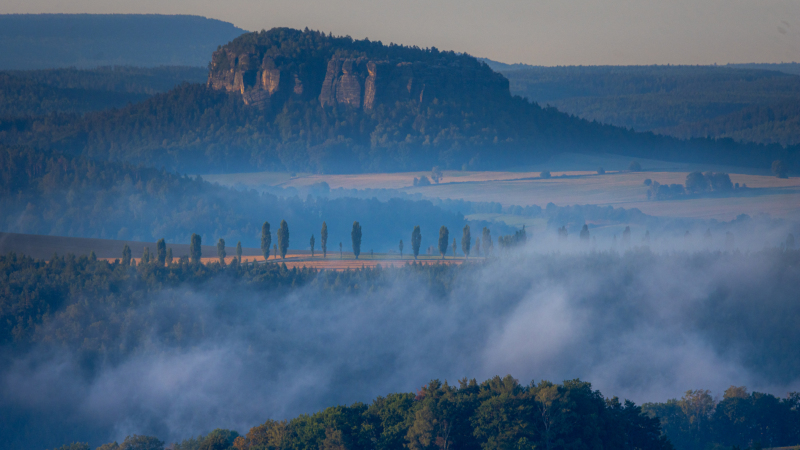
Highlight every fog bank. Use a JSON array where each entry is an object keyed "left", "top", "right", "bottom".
[{"left": 1, "top": 242, "right": 799, "bottom": 448}]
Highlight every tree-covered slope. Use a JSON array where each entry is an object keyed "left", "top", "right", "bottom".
[
  {"left": 659, "top": 99, "right": 800, "bottom": 146},
  {"left": 2, "top": 28, "right": 796, "bottom": 173},
  {"left": 0, "top": 145, "right": 508, "bottom": 252},
  {"left": 0, "top": 66, "right": 207, "bottom": 116},
  {"left": 484, "top": 61, "right": 800, "bottom": 149}
]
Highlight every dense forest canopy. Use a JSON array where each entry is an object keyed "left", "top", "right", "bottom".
[
  {"left": 0, "top": 66, "right": 208, "bottom": 116},
  {"left": 662, "top": 99, "right": 800, "bottom": 146}
]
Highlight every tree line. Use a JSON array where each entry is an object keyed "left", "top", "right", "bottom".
[
  {"left": 50, "top": 375, "right": 674, "bottom": 450},
  {"left": 642, "top": 387, "right": 800, "bottom": 450},
  {"left": 43, "top": 382, "right": 800, "bottom": 450}
]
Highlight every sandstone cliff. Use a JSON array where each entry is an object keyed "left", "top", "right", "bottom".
[{"left": 207, "top": 28, "right": 509, "bottom": 112}]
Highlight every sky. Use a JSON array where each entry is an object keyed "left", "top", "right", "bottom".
[{"left": 5, "top": 0, "right": 800, "bottom": 65}]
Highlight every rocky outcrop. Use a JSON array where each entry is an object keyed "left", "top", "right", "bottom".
[
  {"left": 207, "top": 30, "right": 510, "bottom": 112},
  {"left": 207, "top": 50, "right": 300, "bottom": 109}
]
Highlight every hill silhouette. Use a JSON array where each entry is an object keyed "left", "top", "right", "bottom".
[
  {"left": 0, "top": 14, "right": 246, "bottom": 69},
  {"left": 1, "top": 28, "right": 796, "bottom": 173}
]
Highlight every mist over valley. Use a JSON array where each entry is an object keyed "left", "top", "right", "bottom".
[{"left": 0, "top": 13, "right": 799, "bottom": 450}]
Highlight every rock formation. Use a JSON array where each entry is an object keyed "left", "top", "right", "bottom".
[{"left": 207, "top": 28, "right": 510, "bottom": 112}]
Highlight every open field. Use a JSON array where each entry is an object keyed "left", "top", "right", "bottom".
[
  {"left": 203, "top": 255, "right": 464, "bottom": 270},
  {"left": 203, "top": 163, "right": 800, "bottom": 222}
]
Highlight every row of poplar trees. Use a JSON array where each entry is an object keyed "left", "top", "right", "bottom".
[
  {"left": 404, "top": 225, "right": 496, "bottom": 260},
  {"left": 120, "top": 222, "right": 501, "bottom": 265}
]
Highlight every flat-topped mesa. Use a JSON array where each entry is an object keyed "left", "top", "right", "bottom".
[{"left": 207, "top": 28, "right": 510, "bottom": 111}]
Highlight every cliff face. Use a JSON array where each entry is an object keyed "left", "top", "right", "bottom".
[{"left": 207, "top": 28, "right": 509, "bottom": 112}]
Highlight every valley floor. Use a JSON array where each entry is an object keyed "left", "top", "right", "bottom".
[{"left": 203, "top": 155, "right": 800, "bottom": 222}]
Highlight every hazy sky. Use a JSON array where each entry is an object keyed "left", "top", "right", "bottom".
[{"left": 5, "top": 0, "right": 800, "bottom": 65}]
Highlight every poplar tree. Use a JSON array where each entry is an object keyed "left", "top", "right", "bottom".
[
  {"left": 399, "top": 240, "right": 404, "bottom": 258},
  {"left": 217, "top": 238, "right": 226, "bottom": 265},
  {"left": 482, "top": 228, "right": 493, "bottom": 257},
  {"left": 321, "top": 222, "right": 328, "bottom": 258},
  {"left": 351, "top": 221, "right": 362, "bottom": 259},
  {"left": 166, "top": 248, "right": 173, "bottom": 265},
  {"left": 310, "top": 235, "right": 315, "bottom": 257},
  {"left": 580, "top": 225, "right": 590, "bottom": 241},
  {"left": 261, "top": 222, "right": 272, "bottom": 260},
  {"left": 462, "top": 225, "right": 471, "bottom": 258},
  {"left": 236, "top": 241, "right": 242, "bottom": 263},
  {"left": 411, "top": 226, "right": 422, "bottom": 260},
  {"left": 339, "top": 242, "right": 343, "bottom": 259},
  {"left": 156, "top": 238, "right": 166, "bottom": 265},
  {"left": 439, "top": 226, "right": 449, "bottom": 259},
  {"left": 122, "top": 244, "right": 131, "bottom": 266},
  {"left": 190, "top": 234, "right": 202, "bottom": 263},
  {"left": 453, "top": 238, "right": 457, "bottom": 257},
  {"left": 622, "top": 226, "right": 631, "bottom": 245},
  {"left": 142, "top": 247, "right": 150, "bottom": 264},
  {"left": 278, "top": 220, "right": 289, "bottom": 259},
  {"left": 475, "top": 237, "right": 481, "bottom": 257}
]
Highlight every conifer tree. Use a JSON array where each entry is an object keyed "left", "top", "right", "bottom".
[
  {"left": 462, "top": 224, "right": 471, "bottom": 258},
  {"left": 411, "top": 226, "right": 422, "bottom": 260},
  {"left": 122, "top": 244, "right": 131, "bottom": 266},
  {"left": 156, "top": 238, "right": 166, "bottom": 265},
  {"left": 142, "top": 247, "right": 150, "bottom": 264},
  {"left": 351, "top": 221, "right": 362, "bottom": 259},
  {"left": 399, "top": 240, "right": 404, "bottom": 258},
  {"left": 261, "top": 222, "right": 272, "bottom": 260},
  {"left": 190, "top": 233, "right": 202, "bottom": 263},
  {"left": 310, "top": 235, "right": 315, "bottom": 257},
  {"left": 217, "top": 238, "right": 226, "bottom": 265},
  {"left": 278, "top": 220, "right": 289, "bottom": 259},
  {"left": 236, "top": 241, "right": 243, "bottom": 263},
  {"left": 439, "top": 226, "right": 449, "bottom": 259},
  {"left": 166, "top": 248, "right": 173, "bottom": 265},
  {"left": 321, "top": 222, "right": 328, "bottom": 258}
]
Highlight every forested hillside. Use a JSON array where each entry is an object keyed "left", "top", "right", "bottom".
[
  {"left": 1, "top": 28, "right": 795, "bottom": 174},
  {"left": 0, "top": 66, "right": 207, "bottom": 116},
  {"left": 0, "top": 146, "right": 509, "bottom": 251},
  {"left": 661, "top": 99, "right": 800, "bottom": 146},
  {"left": 0, "top": 14, "right": 245, "bottom": 69},
  {"left": 486, "top": 62, "right": 800, "bottom": 148},
  {"left": 3, "top": 249, "right": 800, "bottom": 450}
]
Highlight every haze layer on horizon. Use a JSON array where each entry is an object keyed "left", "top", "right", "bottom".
[{"left": 4, "top": 0, "right": 799, "bottom": 66}]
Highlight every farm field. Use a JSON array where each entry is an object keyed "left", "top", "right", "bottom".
[{"left": 204, "top": 167, "right": 800, "bottom": 221}]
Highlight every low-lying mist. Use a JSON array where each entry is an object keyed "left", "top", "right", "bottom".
[{"left": 1, "top": 235, "right": 799, "bottom": 449}]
